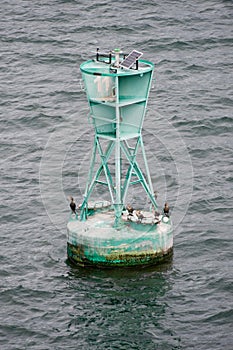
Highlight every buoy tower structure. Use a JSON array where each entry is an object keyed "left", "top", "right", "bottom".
[{"left": 67, "top": 49, "right": 173, "bottom": 267}]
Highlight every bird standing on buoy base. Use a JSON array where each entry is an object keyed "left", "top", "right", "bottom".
[
  {"left": 163, "top": 202, "right": 169, "bottom": 217},
  {"left": 126, "top": 204, "right": 134, "bottom": 216},
  {"left": 135, "top": 210, "right": 144, "bottom": 222},
  {"left": 69, "top": 197, "right": 76, "bottom": 214}
]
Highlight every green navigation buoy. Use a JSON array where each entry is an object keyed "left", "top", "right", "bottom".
[{"left": 67, "top": 48, "right": 173, "bottom": 267}]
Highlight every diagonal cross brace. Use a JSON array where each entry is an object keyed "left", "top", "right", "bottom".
[
  {"left": 80, "top": 138, "right": 115, "bottom": 220},
  {"left": 121, "top": 139, "right": 158, "bottom": 210},
  {"left": 121, "top": 138, "right": 140, "bottom": 203}
]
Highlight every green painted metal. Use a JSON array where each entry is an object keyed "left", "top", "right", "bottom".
[
  {"left": 79, "top": 55, "right": 157, "bottom": 225},
  {"left": 67, "top": 51, "right": 173, "bottom": 268},
  {"left": 67, "top": 210, "right": 173, "bottom": 268},
  {"left": 67, "top": 243, "right": 173, "bottom": 268}
]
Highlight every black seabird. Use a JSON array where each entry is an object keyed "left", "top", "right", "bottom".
[
  {"left": 126, "top": 204, "right": 134, "bottom": 216},
  {"left": 70, "top": 197, "right": 76, "bottom": 214},
  {"left": 163, "top": 202, "right": 169, "bottom": 217},
  {"left": 135, "top": 210, "right": 144, "bottom": 222}
]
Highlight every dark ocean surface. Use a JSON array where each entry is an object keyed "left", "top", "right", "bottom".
[{"left": 1, "top": 0, "right": 233, "bottom": 349}]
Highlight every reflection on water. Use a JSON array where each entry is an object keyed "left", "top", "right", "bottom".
[{"left": 64, "top": 257, "right": 180, "bottom": 349}]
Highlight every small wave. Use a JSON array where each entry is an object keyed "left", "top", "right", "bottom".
[{"left": 203, "top": 309, "right": 233, "bottom": 325}]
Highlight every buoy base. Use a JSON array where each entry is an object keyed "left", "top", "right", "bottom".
[
  {"left": 67, "top": 242, "right": 173, "bottom": 268},
  {"left": 67, "top": 209, "right": 173, "bottom": 268}
]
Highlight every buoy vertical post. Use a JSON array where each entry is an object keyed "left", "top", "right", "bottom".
[{"left": 114, "top": 75, "right": 123, "bottom": 226}]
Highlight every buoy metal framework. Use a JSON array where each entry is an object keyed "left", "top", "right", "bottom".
[
  {"left": 67, "top": 49, "right": 173, "bottom": 267},
  {"left": 79, "top": 49, "right": 157, "bottom": 225}
]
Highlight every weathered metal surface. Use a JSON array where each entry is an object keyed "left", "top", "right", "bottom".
[
  {"left": 67, "top": 242, "right": 173, "bottom": 268},
  {"left": 67, "top": 210, "right": 173, "bottom": 268}
]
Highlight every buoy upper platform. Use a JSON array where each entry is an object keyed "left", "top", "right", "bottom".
[{"left": 67, "top": 49, "right": 173, "bottom": 268}]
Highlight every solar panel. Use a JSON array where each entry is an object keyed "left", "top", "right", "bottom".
[{"left": 119, "top": 50, "right": 143, "bottom": 69}]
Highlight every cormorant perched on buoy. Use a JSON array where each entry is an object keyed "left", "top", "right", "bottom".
[
  {"left": 135, "top": 210, "right": 144, "bottom": 222},
  {"left": 69, "top": 197, "right": 76, "bottom": 214},
  {"left": 163, "top": 202, "right": 169, "bottom": 217},
  {"left": 153, "top": 210, "right": 161, "bottom": 222},
  {"left": 126, "top": 204, "right": 134, "bottom": 216}
]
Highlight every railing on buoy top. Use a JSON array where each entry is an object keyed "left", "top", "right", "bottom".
[{"left": 95, "top": 48, "right": 140, "bottom": 70}]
